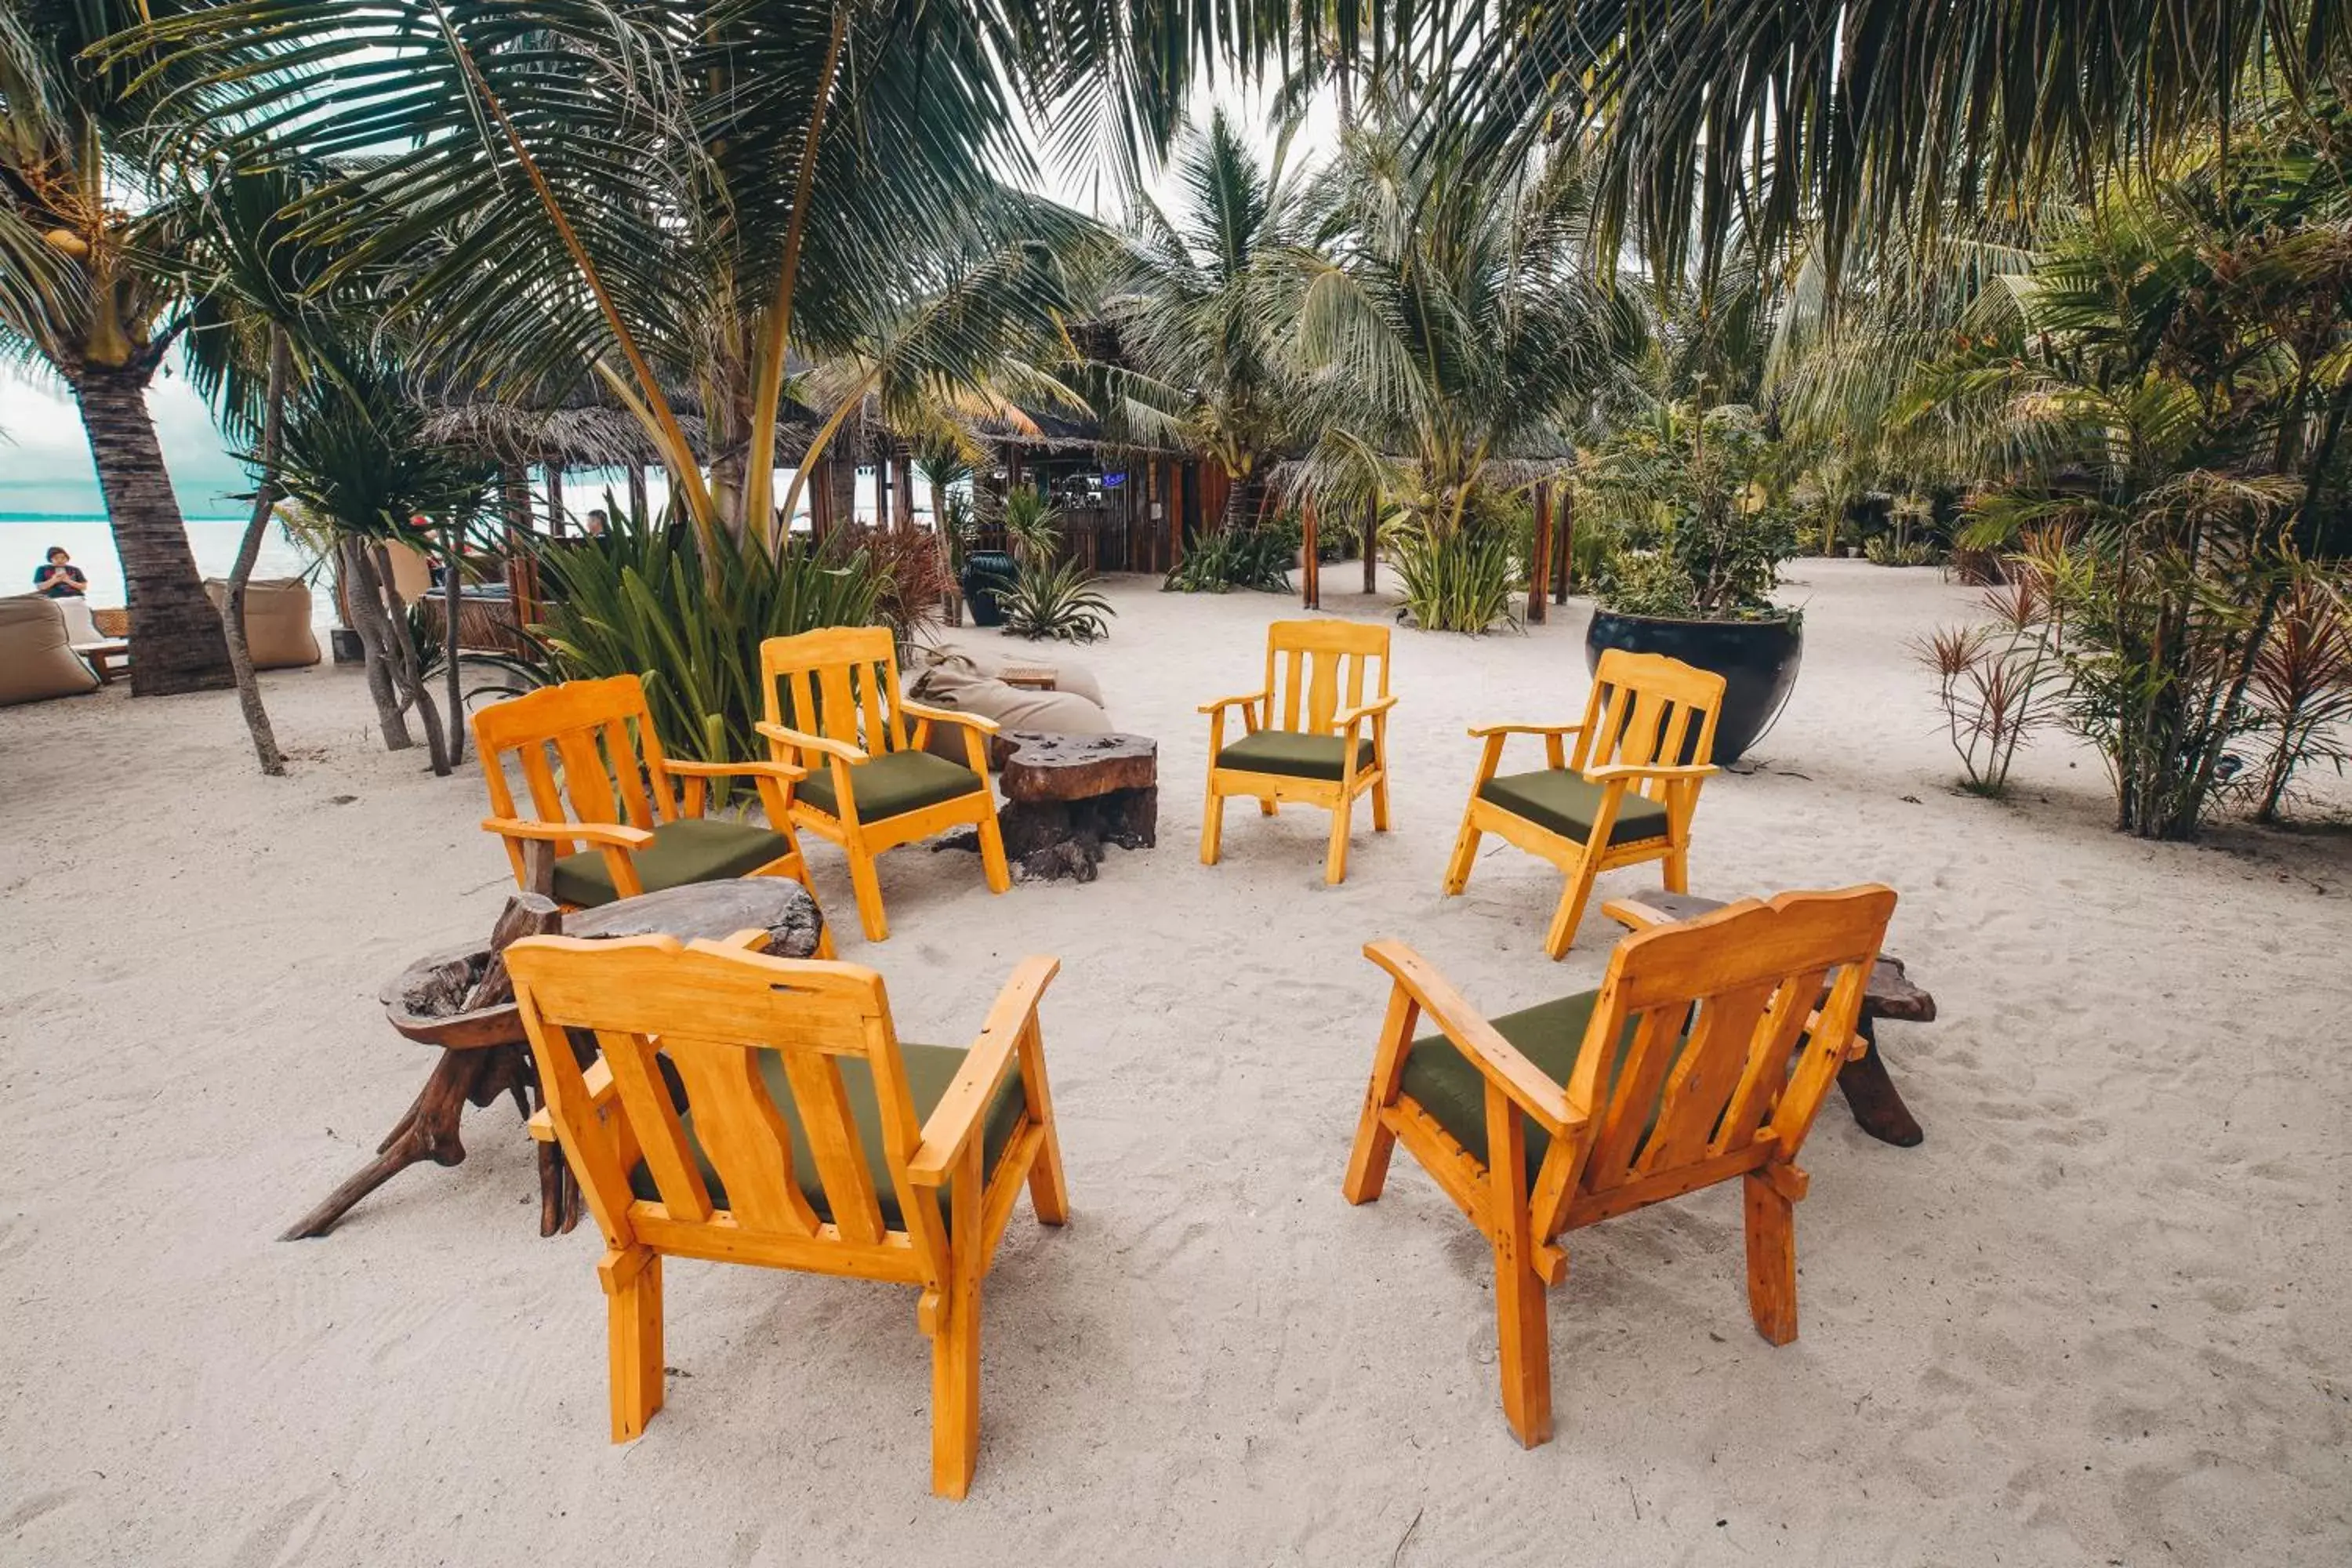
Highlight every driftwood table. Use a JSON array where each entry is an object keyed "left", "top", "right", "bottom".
[
  {"left": 985, "top": 730, "right": 1159, "bottom": 882},
  {"left": 1604, "top": 889, "right": 1936, "bottom": 1148},
  {"left": 281, "top": 879, "right": 824, "bottom": 1240}
]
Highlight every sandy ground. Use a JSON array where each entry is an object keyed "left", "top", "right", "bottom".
[{"left": 2, "top": 561, "right": 2348, "bottom": 1567}]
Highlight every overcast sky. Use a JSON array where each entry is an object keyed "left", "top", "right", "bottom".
[{"left": 0, "top": 77, "right": 1319, "bottom": 519}]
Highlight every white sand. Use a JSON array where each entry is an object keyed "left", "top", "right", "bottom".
[{"left": 3, "top": 561, "right": 2347, "bottom": 1566}]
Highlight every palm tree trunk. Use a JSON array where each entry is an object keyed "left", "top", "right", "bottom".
[
  {"left": 69, "top": 362, "right": 233, "bottom": 696},
  {"left": 223, "top": 331, "right": 292, "bottom": 775},
  {"left": 443, "top": 532, "right": 465, "bottom": 765},
  {"left": 339, "top": 537, "right": 414, "bottom": 750}
]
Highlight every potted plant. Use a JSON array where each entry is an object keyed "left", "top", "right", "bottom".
[{"left": 1581, "top": 404, "right": 1803, "bottom": 763}]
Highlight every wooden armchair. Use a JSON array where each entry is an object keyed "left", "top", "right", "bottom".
[
  {"left": 1200, "top": 619, "right": 1396, "bottom": 884},
  {"left": 507, "top": 931, "right": 1069, "bottom": 1498},
  {"left": 1443, "top": 648, "right": 1727, "bottom": 956},
  {"left": 472, "top": 674, "right": 824, "bottom": 938},
  {"left": 1343, "top": 887, "right": 1896, "bottom": 1446},
  {"left": 758, "top": 626, "right": 1010, "bottom": 942}
]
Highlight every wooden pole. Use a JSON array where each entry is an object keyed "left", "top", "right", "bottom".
[
  {"left": 1302, "top": 498, "right": 1321, "bottom": 609},
  {"left": 875, "top": 450, "right": 891, "bottom": 531},
  {"left": 895, "top": 445, "right": 916, "bottom": 532},
  {"left": 1168, "top": 461, "right": 1185, "bottom": 569},
  {"left": 545, "top": 464, "right": 566, "bottom": 536},
  {"left": 1555, "top": 483, "right": 1577, "bottom": 602},
  {"left": 626, "top": 464, "right": 648, "bottom": 524},
  {"left": 1526, "top": 482, "right": 1552, "bottom": 625},
  {"left": 1362, "top": 497, "right": 1377, "bottom": 594}
]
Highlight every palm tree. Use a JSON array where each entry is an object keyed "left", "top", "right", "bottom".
[
  {"left": 1105, "top": 109, "right": 1309, "bottom": 532},
  {"left": 2, "top": 1, "right": 230, "bottom": 695},
  {"left": 127, "top": 0, "right": 1289, "bottom": 551}
]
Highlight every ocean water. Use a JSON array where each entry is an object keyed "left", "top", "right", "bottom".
[{"left": 4, "top": 516, "right": 335, "bottom": 627}]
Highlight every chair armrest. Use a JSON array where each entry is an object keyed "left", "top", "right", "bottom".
[
  {"left": 906, "top": 956, "right": 1061, "bottom": 1185},
  {"left": 1198, "top": 689, "right": 1270, "bottom": 717},
  {"left": 1363, "top": 939, "right": 1583, "bottom": 1137},
  {"left": 1468, "top": 720, "right": 1585, "bottom": 739},
  {"left": 528, "top": 1058, "right": 616, "bottom": 1142},
  {"left": 664, "top": 757, "right": 808, "bottom": 784},
  {"left": 901, "top": 698, "right": 1000, "bottom": 736},
  {"left": 1583, "top": 762, "right": 1719, "bottom": 784},
  {"left": 1334, "top": 693, "right": 1399, "bottom": 729},
  {"left": 481, "top": 816, "right": 655, "bottom": 851},
  {"left": 755, "top": 721, "right": 869, "bottom": 765}
]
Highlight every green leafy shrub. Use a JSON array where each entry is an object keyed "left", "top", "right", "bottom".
[
  {"left": 1000, "top": 558, "right": 1114, "bottom": 642},
  {"left": 1386, "top": 516, "right": 1519, "bottom": 633},
  {"left": 1165, "top": 516, "right": 1298, "bottom": 593},
  {"left": 527, "top": 509, "right": 882, "bottom": 764},
  {"left": 1580, "top": 404, "right": 1799, "bottom": 620}
]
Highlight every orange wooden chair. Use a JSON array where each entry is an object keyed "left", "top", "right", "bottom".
[
  {"left": 758, "top": 626, "right": 1010, "bottom": 942},
  {"left": 472, "top": 674, "right": 825, "bottom": 941},
  {"left": 1444, "top": 648, "right": 1726, "bottom": 956},
  {"left": 1200, "top": 619, "right": 1396, "bottom": 884},
  {"left": 1342, "top": 886, "right": 1898, "bottom": 1445},
  {"left": 509, "top": 930, "right": 1070, "bottom": 1497}
]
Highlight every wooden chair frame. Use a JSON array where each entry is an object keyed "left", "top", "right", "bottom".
[
  {"left": 758, "top": 626, "right": 1009, "bottom": 942},
  {"left": 1342, "top": 887, "right": 1897, "bottom": 1446},
  {"left": 473, "top": 673, "right": 824, "bottom": 942},
  {"left": 510, "top": 931, "right": 1070, "bottom": 1498},
  {"left": 1444, "top": 648, "right": 1726, "bottom": 956},
  {"left": 1200, "top": 619, "right": 1396, "bottom": 884}
]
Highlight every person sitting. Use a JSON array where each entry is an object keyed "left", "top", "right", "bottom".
[
  {"left": 34, "top": 547, "right": 88, "bottom": 599},
  {"left": 583, "top": 508, "right": 610, "bottom": 538}
]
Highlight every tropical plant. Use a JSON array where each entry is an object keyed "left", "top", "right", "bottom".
[
  {"left": 1913, "top": 566, "right": 2069, "bottom": 795},
  {"left": 529, "top": 508, "right": 882, "bottom": 766},
  {"left": 129, "top": 0, "right": 1269, "bottom": 554},
  {"left": 2246, "top": 561, "right": 2352, "bottom": 822},
  {"left": 1164, "top": 513, "right": 1298, "bottom": 593},
  {"left": 1, "top": 0, "right": 230, "bottom": 694},
  {"left": 1583, "top": 403, "right": 1801, "bottom": 620},
  {"left": 1000, "top": 487, "right": 1062, "bottom": 568},
  {"left": 1291, "top": 112, "right": 1638, "bottom": 630},
  {"left": 1105, "top": 107, "right": 1308, "bottom": 528},
  {"left": 1383, "top": 513, "right": 1519, "bottom": 633},
  {"left": 999, "top": 558, "right": 1113, "bottom": 642}
]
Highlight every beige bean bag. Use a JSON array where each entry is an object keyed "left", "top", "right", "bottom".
[
  {"left": 206, "top": 578, "right": 321, "bottom": 670},
  {"left": 906, "top": 647, "right": 1112, "bottom": 763},
  {"left": 0, "top": 595, "right": 101, "bottom": 705},
  {"left": 920, "top": 640, "right": 1105, "bottom": 709}
]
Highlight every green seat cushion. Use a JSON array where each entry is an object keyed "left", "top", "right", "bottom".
[
  {"left": 630, "top": 1040, "right": 1026, "bottom": 1232},
  {"left": 551, "top": 817, "right": 791, "bottom": 909},
  {"left": 1217, "top": 728, "right": 1377, "bottom": 781},
  {"left": 796, "top": 748, "right": 982, "bottom": 823},
  {"left": 1479, "top": 769, "right": 1671, "bottom": 847},
  {"left": 1399, "top": 989, "right": 1682, "bottom": 1188}
]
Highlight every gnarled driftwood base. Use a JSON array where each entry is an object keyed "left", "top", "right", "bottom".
[{"left": 986, "top": 730, "right": 1158, "bottom": 882}]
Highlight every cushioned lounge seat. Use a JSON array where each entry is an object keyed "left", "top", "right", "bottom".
[
  {"left": 1398, "top": 989, "right": 1682, "bottom": 1185},
  {"left": 1478, "top": 769, "right": 1672, "bottom": 847},
  {"left": 551, "top": 817, "right": 792, "bottom": 908},
  {"left": 630, "top": 1040, "right": 1025, "bottom": 1229},
  {"left": 1216, "top": 729, "right": 1377, "bottom": 781},
  {"left": 795, "top": 748, "right": 982, "bottom": 822}
]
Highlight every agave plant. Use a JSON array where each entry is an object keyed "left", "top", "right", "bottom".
[{"left": 999, "top": 559, "right": 1114, "bottom": 643}]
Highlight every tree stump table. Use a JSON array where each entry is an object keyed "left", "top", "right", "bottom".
[
  {"left": 280, "top": 879, "right": 824, "bottom": 1241},
  {"left": 984, "top": 730, "right": 1159, "bottom": 882},
  {"left": 1603, "top": 890, "right": 1935, "bottom": 1147}
]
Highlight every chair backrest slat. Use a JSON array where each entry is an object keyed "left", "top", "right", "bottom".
[
  {"left": 1554, "top": 887, "right": 1896, "bottom": 1212},
  {"left": 1263, "top": 620, "right": 1390, "bottom": 736},
  {"left": 762, "top": 626, "right": 907, "bottom": 758},
  {"left": 506, "top": 935, "right": 925, "bottom": 1259},
  {"left": 472, "top": 675, "right": 673, "bottom": 873}
]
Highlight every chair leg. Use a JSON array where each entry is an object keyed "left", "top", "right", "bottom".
[
  {"left": 599, "top": 1248, "right": 663, "bottom": 1443},
  {"left": 1200, "top": 780, "right": 1226, "bottom": 866},
  {"left": 1341, "top": 1083, "right": 1399, "bottom": 1205},
  {"left": 1259, "top": 795, "right": 1278, "bottom": 815},
  {"left": 1370, "top": 770, "right": 1391, "bottom": 832},
  {"left": 1441, "top": 807, "right": 1482, "bottom": 895},
  {"left": 1324, "top": 796, "right": 1353, "bottom": 884},
  {"left": 976, "top": 810, "right": 1012, "bottom": 895},
  {"left": 1494, "top": 1236, "right": 1554, "bottom": 1446},
  {"left": 846, "top": 844, "right": 891, "bottom": 943},
  {"left": 929, "top": 1257, "right": 984, "bottom": 1497},
  {"left": 1743, "top": 1172, "right": 1798, "bottom": 1345},
  {"left": 1663, "top": 843, "right": 1691, "bottom": 894},
  {"left": 1542, "top": 852, "right": 1602, "bottom": 960}
]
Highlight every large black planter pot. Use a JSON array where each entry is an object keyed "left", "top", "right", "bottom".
[
  {"left": 1584, "top": 609, "right": 1804, "bottom": 765},
  {"left": 960, "top": 551, "right": 1017, "bottom": 628}
]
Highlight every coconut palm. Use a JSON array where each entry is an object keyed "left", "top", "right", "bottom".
[
  {"left": 1, "top": 0, "right": 230, "bottom": 695},
  {"left": 1105, "top": 108, "right": 1311, "bottom": 531},
  {"left": 125, "top": 0, "right": 1290, "bottom": 551}
]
